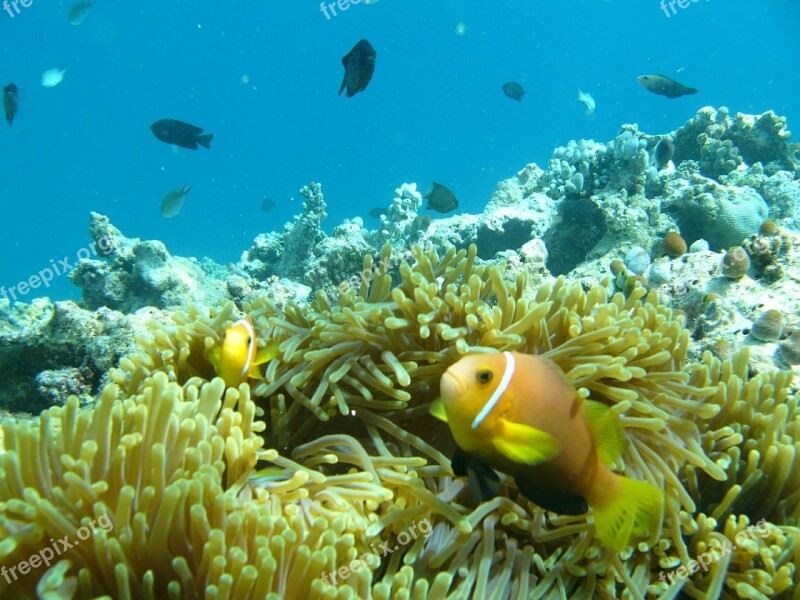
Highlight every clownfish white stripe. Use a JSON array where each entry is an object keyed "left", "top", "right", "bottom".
[
  {"left": 471, "top": 351, "right": 515, "bottom": 429},
  {"left": 233, "top": 319, "right": 255, "bottom": 377}
]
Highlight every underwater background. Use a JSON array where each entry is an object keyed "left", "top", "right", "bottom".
[
  {"left": 2, "top": 1, "right": 800, "bottom": 599},
  {"left": 0, "top": 0, "right": 798, "bottom": 301}
]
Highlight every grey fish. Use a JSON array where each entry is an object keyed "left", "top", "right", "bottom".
[
  {"left": 424, "top": 182, "right": 458, "bottom": 213},
  {"left": 339, "top": 39, "right": 376, "bottom": 98},
  {"left": 261, "top": 198, "right": 275, "bottom": 213},
  {"left": 637, "top": 74, "right": 697, "bottom": 98},
  {"left": 150, "top": 119, "right": 213, "bottom": 150},
  {"left": 502, "top": 81, "right": 525, "bottom": 101},
  {"left": 4, "top": 83, "right": 19, "bottom": 126},
  {"left": 368, "top": 207, "right": 387, "bottom": 219},
  {"left": 654, "top": 137, "right": 675, "bottom": 168},
  {"left": 68, "top": 0, "right": 96, "bottom": 26},
  {"left": 161, "top": 185, "right": 192, "bottom": 218}
]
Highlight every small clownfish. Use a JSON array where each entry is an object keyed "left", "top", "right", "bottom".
[
  {"left": 207, "top": 318, "right": 278, "bottom": 388},
  {"left": 430, "top": 351, "right": 664, "bottom": 553}
]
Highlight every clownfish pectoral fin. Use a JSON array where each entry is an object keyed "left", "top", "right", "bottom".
[
  {"left": 582, "top": 400, "right": 625, "bottom": 466},
  {"left": 429, "top": 399, "right": 449, "bottom": 423},
  {"left": 514, "top": 477, "right": 588, "bottom": 515},
  {"left": 593, "top": 476, "right": 664, "bottom": 553},
  {"left": 247, "top": 341, "right": 280, "bottom": 379},
  {"left": 492, "top": 419, "right": 560, "bottom": 466},
  {"left": 452, "top": 448, "right": 501, "bottom": 503},
  {"left": 255, "top": 341, "right": 280, "bottom": 365}
]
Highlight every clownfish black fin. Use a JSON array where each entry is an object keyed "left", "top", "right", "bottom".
[
  {"left": 515, "top": 477, "right": 589, "bottom": 515},
  {"left": 452, "top": 448, "right": 500, "bottom": 503}
]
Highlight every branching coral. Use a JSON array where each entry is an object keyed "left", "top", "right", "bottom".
[{"left": 2, "top": 243, "right": 798, "bottom": 599}]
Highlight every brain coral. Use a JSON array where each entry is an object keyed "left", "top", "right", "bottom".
[
  {"left": 1, "top": 244, "right": 798, "bottom": 599},
  {"left": 667, "top": 178, "right": 768, "bottom": 250}
]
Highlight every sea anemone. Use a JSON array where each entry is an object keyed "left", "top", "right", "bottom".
[{"left": 1, "top": 243, "right": 797, "bottom": 598}]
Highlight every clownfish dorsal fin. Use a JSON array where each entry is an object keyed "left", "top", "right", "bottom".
[
  {"left": 471, "top": 351, "right": 515, "bottom": 429},
  {"left": 429, "top": 399, "right": 448, "bottom": 423},
  {"left": 492, "top": 419, "right": 560, "bottom": 466},
  {"left": 582, "top": 399, "right": 625, "bottom": 466}
]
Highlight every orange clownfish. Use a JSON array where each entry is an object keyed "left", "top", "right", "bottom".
[
  {"left": 207, "top": 318, "right": 278, "bottom": 388},
  {"left": 430, "top": 351, "right": 664, "bottom": 552}
]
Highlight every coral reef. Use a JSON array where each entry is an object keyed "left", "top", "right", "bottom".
[
  {"left": 71, "top": 213, "right": 230, "bottom": 312},
  {"left": 0, "top": 297, "right": 143, "bottom": 413},
  {"left": 672, "top": 106, "right": 795, "bottom": 178},
  {"left": 2, "top": 106, "right": 800, "bottom": 600},
  {"left": 2, "top": 244, "right": 786, "bottom": 598},
  {"left": 663, "top": 175, "right": 768, "bottom": 250}
]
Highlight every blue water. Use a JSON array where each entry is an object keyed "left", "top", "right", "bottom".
[{"left": 1, "top": 0, "right": 798, "bottom": 303}]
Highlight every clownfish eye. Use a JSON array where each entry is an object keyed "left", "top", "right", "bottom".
[{"left": 476, "top": 370, "right": 493, "bottom": 384}]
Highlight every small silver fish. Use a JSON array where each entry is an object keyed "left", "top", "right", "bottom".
[
  {"left": 160, "top": 184, "right": 192, "bottom": 218},
  {"left": 41, "top": 65, "right": 68, "bottom": 88},
  {"left": 68, "top": 0, "right": 96, "bottom": 26},
  {"left": 577, "top": 89, "right": 595, "bottom": 115}
]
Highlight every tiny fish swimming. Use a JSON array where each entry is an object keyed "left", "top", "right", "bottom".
[
  {"left": 502, "top": 81, "right": 525, "bottom": 102},
  {"left": 160, "top": 184, "right": 192, "bottom": 218},
  {"left": 41, "top": 66, "right": 68, "bottom": 88},
  {"left": 339, "top": 39, "right": 376, "bottom": 98},
  {"left": 424, "top": 181, "right": 458, "bottom": 213},
  {"left": 637, "top": 74, "right": 697, "bottom": 98},
  {"left": 150, "top": 118, "right": 214, "bottom": 150},
  {"left": 68, "top": 0, "right": 96, "bottom": 26},
  {"left": 3, "top": 83, "right": 19, "bottom": 126},
  {"left": 431, "top": 351, "right": 664, "bottom": 552},
  {"left": 577, "top": 88, "right": 595, "bottom": 115}
]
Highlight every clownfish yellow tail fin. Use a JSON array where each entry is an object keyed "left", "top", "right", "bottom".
[
  {"left": 592, "top": 476, "right": 664, "bottom": 553},
  {"left": 582, "top": 399, "right": 625, "bottom": 466}
]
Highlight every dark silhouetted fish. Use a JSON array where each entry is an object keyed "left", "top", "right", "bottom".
[
  {"left": 150, "top": 119, "right": 213, "bottom": 150},
  {"left": 261, "top": 198, "right": 275, "bottom": 213},
  {"left": 654, "top": 137, "right": 675, "bottom": 168},
  {"left": 502, "top": 81, "right": 525, "bottom": 102},
  {"left": 161, "top": 184, "right": 192, "bottom": 218},
  {"left": 339, "top": 39, "right": 376, "bottom": 98},
  {"left": 368, "top": 207, "right": 387, "bottom": 219},
  {"left": 68, "top": 0, "right": 96, "bottom": 25},
  {"left": 3, "top": 83, "right": 19, "bottom": 126},
  {"left": 425, "top": 182, "right": 458, "bottom": 213},
  {"left": 637, "top": 74, "right": 697, "bottom": 98}
]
